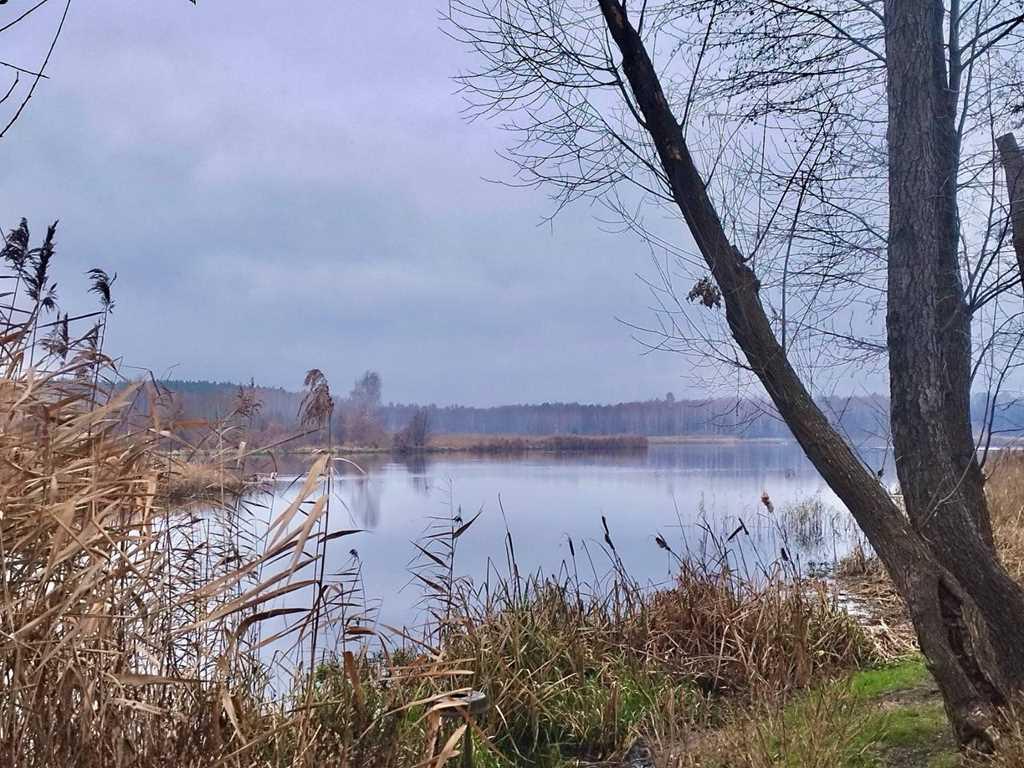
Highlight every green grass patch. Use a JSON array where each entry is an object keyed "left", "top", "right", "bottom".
[
  {"left": 851, "top": 701, "right": 953, "bottom": 767},
  {"left": 849, "top": 658, "right": 930, "bottom": 700},
  {"left": 725, "top": 657, "right": 958, "bottom": 767}
]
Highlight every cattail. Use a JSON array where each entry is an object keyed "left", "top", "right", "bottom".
[{"left": 601, "top": 514, "right": 616, "bottom": 552}]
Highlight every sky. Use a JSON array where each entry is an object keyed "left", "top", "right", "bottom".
[{"left": 0, "top": 0, "right": 696, "bottom": 406}]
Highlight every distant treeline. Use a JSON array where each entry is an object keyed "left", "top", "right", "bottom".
[
  {"left": 152, "top": 378, "right": 908, "bottom": 442},
  {"left": 378, "top": 396, "right": 889, "bottom": 440}
]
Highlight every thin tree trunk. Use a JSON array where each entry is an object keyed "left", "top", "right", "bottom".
[
  {"left": 997, "top": 132, "right": 1024, "bottom": 289},
  {"left": 596, "top": 0, "right": 1024, "bottom": 747}
]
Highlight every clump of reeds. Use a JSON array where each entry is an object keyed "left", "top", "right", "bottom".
[
  {"left": 779, "top": 496, "right": 831, "bottom": 548},
  {"left": 409, "top": 514, "right": 877, "bottom": 765},
  {"left": 161, "top": 459, "right": 246, "bottom": 504},
  {"left": 425, "top": 433, "right": 648, "bottom": 454},
  {"left": 986, "top": 449, "right": 1024, "bottom": 582},
  {"left": 646, "top": 562, "right": 876, "bottom": 698}
]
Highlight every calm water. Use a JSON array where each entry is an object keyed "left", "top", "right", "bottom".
[{"left": 248, "top": 441, "right": 873, "bottom": 635}]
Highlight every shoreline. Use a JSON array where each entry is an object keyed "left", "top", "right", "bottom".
[{"left": 272, "top": 433, "right": 797, "bottom": 457}]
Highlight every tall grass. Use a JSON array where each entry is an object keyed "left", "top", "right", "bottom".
[{"left": 405, "top": 510, "right": 877, "bottom": 765}]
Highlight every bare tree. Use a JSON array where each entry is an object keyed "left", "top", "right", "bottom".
[
  {"left": 451, "top": 0, "right": 1024, "bottom": 747},
  {"left": 393, "top": 407, "right": 431, "bottom": 453},
  {"left": 341, "top": 370, "right": 385, "bottom": 447}
]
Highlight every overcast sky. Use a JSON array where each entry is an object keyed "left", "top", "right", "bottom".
[{"left": 0, "top": 1, "right": 699, "bottom": 406}]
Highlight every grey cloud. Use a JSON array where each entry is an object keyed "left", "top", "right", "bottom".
[{"left": 0, "top": 1, "right": 687, "bottom": 405}]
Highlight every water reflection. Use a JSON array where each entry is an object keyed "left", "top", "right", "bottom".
[
  {"left": 343, "top": 473, "right": 383, "bottom": 528},
  {"left": 255, "top": 442, "right": 883, "bottom": 632}
]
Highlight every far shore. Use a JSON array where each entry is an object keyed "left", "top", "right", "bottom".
[
  {"left": 268, "top": 432, "right": 797, "bottom": 457},
  {"left": 647, "top": 434, "right": 792, "bottom": 445}
]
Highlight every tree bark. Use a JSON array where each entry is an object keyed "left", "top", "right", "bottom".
[
  {"left": 997, "top": 132, "right": 1024, "bottom": 290},
  {"left": 596, "top": 0, "right": 1024, "bottom": 748},
  {"left": 884, "top": 0, "right": 1024, "bottom": 699}
]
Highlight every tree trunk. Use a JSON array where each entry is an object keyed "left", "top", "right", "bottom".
[
  {"left": 596, "top": 0, "right": 1024, "bottom": 748},
  {"left": 997, "top": 132, "right": 1024, "bottom": 289},
  {"left": 884, "top": 0, "right": 1024, "bottom": 700}
]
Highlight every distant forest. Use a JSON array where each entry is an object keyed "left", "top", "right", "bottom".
[
  {"left": 150, "top": 377, "right": 1024, "bottom": 450},
  {"left": 151, "top": 377, "right": 925, "bottom": 444},
  {"left": 152, "top": 377, "right": 1024, "bottom": 444}
]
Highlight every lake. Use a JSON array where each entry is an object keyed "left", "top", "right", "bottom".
[{"left": 246, "top": 440, "right": 875, "bottom": 639}]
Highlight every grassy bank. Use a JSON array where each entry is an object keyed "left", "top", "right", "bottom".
[{"left": 677, "top": 656, "right": 956, "bottom": 767}]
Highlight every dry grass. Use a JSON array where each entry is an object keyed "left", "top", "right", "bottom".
[
  {"left": 985, "top": 449, "right": 1024, "bottom": 582},
  {"left": 0, "top": 344, "right": 476, "bottom": 767},
  {"left": 161, "top": 459, "right": 247, "bottom": 505},
  {"left": 0, "top": 230, "right": 473, "bottom": 768},
  {"left": 0, "top": 359, "right": 247, "bottom": 765},
  {"left": 424, "top": 432, "right": 649, "bottom": 453},
  {"left": 647, "top": 564, "right": 875, "bottom": 698}
]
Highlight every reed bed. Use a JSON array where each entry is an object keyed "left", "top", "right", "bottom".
[
  {"left": 423, "top": 433, "right": 649, "bottom": 454},
  {"left": 160, "top": 459, "right": 247, "bottom": 505},
  {"left": 398, "top": 504, "right": 878, "bottom": 765},
  {"left": 985, "top": 449, "right": 1024, "bottom": 582}
]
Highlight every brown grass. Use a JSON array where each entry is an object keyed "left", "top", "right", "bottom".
[
  {"left": 160, "top": 459, "right": 248, "bottom": 505},
  {"left": 0, "top": 240, "right": 468, "bottom": 767},
  {"left": 424, "top": 432, "right": 648, "bottom": 453},
  {"left": 985, "top": 449, "right": 1024, "bottom": 582},
  {"left": 647, "top": 564, "right": 876, "bottom": 698}
]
